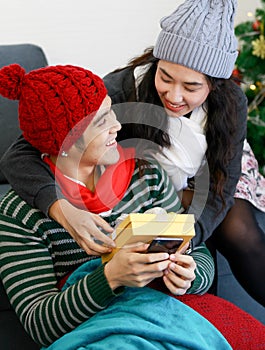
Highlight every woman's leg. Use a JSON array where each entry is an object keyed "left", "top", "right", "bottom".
[{"left": 213, "top": 198, "right": 265, "bottom": 306}]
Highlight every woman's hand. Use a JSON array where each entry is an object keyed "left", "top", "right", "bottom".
[
  {"left": 49, "top": 199, "right": 115, "bottom": 255},
  {"left": 163, "top": 250, "right": 196, "bottom": 295},
  {"left": 180, "top": 189, "right": 194, "bottom": 209},
  {"left": 105, "top": 243, "right": 170, "bottom": 290}
]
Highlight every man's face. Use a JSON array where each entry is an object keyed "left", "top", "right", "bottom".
[{"left": 79, "top": 96, "right": 121, "bottom": 167}]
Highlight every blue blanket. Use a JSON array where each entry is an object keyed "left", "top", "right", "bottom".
[{"left": 43, "top": 260, "right": 231, "bottom": 350}]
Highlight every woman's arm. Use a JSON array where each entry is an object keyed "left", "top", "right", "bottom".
[
  {"left": 0, "top": 136, "right": 115, "bottom": 252},
  {"left": 49, "top": 199, "right": 115, "bottom": 253},
  {"left": 103, "top": 66, "right": 135, "bottom": 105},
  {"left": 191, "top": 86, "right": 248, "bottom": 246},
  {"left": 0, "top": 135, "right": 60, "bottom": 214}
]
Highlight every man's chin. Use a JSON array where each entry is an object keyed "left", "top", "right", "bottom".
[{"left": 103, "top": 150, "right": 120, "bottom": 166}]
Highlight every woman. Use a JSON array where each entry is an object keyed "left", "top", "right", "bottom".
[
  {"left": 0, "top": 63, "right": 217, "bottom": 348},
  {"left": 103, "top": 0, "right": 265, "bottom": 306},
  {"left": 1, "top": 0, "right": 265, "bottom": 306}
]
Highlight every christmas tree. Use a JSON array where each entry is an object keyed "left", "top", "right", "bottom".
[{"left": 234, "top": 0, "right": 265, "bottom": 174}]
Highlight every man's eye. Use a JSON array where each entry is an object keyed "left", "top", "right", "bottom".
[{"left": 98, "top": 119, "right": 106, "bottom": 127}]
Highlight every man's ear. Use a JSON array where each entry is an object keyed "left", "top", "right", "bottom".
[{"left": 74, "top": 135, "right": 86, "bottom": 153}]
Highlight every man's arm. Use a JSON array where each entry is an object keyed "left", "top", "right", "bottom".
[{"left": 187, "top": 243, "right": 215, "bottom": 294}]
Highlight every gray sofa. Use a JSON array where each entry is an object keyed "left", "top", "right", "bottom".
[
  {"left": 0, "top": 44, "right": 264, "bottom": 350},
  {"left": 0, "top": 43, "right": 48, "bottom": 350}
]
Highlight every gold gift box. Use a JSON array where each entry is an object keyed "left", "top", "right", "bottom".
[{"left": 102, "top": 213, "right": 195, "bottom": 263}]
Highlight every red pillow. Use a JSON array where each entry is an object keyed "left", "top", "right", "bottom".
[{"left": 177, "top": 293, "right": 265, "bottom": 350}]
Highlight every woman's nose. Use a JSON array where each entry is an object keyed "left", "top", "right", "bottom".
[{"left": 167, "top": 86, "right": 183, "bottom": 103}]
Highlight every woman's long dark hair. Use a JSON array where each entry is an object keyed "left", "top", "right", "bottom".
[
  {"left": 115, "top": 47, "right": 238, "bottom": 200},
  {"left": 204, "top": 77, "right": 237, "bottom": 198}
]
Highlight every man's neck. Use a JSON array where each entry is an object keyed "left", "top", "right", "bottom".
[{"left": 50, "top": 154, "right": 98, "bottom": 191}]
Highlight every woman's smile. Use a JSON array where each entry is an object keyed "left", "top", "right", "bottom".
[{"left": 163, "top": 99, "right": 187, "bottom": 114}]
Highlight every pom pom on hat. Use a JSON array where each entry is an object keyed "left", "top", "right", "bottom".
[
  {"left": 153, "top": 0, "right": 239, "bottom": 79},
  {"left": 0, "top": 64, "right": 107, "bottom": 155},
  {"left": 0, "top": 64, "right": 26, "bottom": 100}
]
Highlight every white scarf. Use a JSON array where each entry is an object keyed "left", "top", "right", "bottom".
[{"left": 154, "top": 106, "right": 207, "bottom": 191}]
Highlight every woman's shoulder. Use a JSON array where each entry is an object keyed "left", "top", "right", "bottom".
[
  {"left": 229, "top": 81, "right": 248, "bottom": 125},
  {"left": 231, "top": 81, "right": 248, "bottom": 105},
  {"left": 103, "top": 66, "right": 135, "bottom": 104}
]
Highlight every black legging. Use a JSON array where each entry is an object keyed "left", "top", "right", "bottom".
[{"left": 212, "top": 198, "right": 265, "bottom": 307}]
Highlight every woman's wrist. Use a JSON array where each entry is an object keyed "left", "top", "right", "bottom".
[{"left": 48, "top": 199, "right": 71, "bottom": 227}]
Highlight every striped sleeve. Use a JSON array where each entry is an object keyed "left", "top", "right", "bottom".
[
  {"left": 0, "top": 212, "right": 119, "bottom": 347},
  {"left": 187, "top": 243, "right": 215, "bottom": 295}
]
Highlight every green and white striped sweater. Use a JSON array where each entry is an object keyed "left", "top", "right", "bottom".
[{"left": 0, "top": 162, "right": 214, "bottom": 347}]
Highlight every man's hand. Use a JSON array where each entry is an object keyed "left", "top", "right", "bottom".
[
  {"left": 163, "top": 243, "right": 196, "bottom": 295},
  {"left": 105, "top": 243, "right": 170, "bottom": 290}
]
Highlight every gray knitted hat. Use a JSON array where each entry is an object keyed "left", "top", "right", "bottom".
[{"left": 153, "top": 0, "right": 238, "bottom": 78}]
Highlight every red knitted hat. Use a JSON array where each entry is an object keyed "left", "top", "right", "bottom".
[{"left": 0, "top": 64, "right": 107, "bottom": 155}]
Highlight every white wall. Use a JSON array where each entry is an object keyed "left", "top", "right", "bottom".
[{"left": 0, "top": 0, "right": 262, "bottom": 77}]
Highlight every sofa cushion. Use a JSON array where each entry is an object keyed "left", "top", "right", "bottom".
[
  {"left": 0, "top": 278, "right": 11, "bottom": 312},
  {"left": 0, "top": 44, "right": 48, "bottom": 183},
  {"left": 0, "top": 310, "right": 40, "bottom": 349},
  {"left": 178, "top": 293, "right": 265, "bottom": 349}
]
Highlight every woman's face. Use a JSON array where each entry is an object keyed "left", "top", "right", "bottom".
[{"left": 155, "top": 60, "right": 211, "bottom": 118}]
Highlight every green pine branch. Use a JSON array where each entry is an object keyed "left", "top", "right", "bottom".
[{"left": 234, "top": 0, "right": 265, "bottom": 174}]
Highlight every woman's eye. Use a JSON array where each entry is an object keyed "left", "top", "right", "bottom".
[
  {"left": 161, "top": 77, "right": 171, "bottom": 83},
  {"left": 185, "top": 87, "right": 197, "bottom": 93}
]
